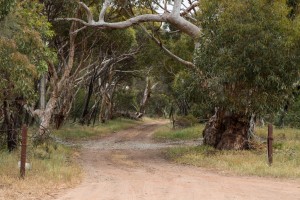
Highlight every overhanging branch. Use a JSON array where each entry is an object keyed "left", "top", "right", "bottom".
[{"left": 55, "top": 1, "right": 201, "bottom": 39}]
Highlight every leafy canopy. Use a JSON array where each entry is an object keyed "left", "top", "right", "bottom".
[
  {"left": 0, "top": 0, "right": 55, "bottom": 101},
  {"left": 196, "top": 0, "right": 300, "bottom": 115}
]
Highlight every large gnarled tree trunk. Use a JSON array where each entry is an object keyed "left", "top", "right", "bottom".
[{"left": 203, "top": 109, "right": 250, "bottom": 150}]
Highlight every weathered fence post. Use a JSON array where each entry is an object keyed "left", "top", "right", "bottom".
[
  {"left": 267, "top": 124, "right": 273, "bottom": 166},
  {"left": 20, "top": 125, "right": 28, "bottom": 179}
]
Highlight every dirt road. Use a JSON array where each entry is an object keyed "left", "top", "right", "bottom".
[{"left": 55, "top": 120, "right": 300, "bottom": 200}]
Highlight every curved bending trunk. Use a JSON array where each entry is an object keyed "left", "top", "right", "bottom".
[{"left": 203, "top": 109, "right": 250, "bottom": 150}]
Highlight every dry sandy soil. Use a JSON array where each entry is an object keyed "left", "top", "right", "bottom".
[{"left": 51, "top": 120, "right": 300, "bottom": 200}]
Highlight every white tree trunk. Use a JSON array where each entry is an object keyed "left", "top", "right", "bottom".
[
  {"left": 38, "top": 91, "right": 58, "bottom": 136},
  {"left": 40, "top": 73, "right": 46, "bottom": 110}
]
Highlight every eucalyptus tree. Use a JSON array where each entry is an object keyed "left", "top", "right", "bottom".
[
  {"left": 0, "top": 0, "right": 53, "bottom": 150},
  {"left": 26, "top": 0, "right": 142, "bottom": 133},
  {"left": 196, "top": 0, "right": 300, "bottom": 149}
]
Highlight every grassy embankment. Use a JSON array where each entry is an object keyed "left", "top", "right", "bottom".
[
  {"left": 153, "top": 124, "right": 300, "bottom": 179},
  {"left": 0, "top": 118, "right": 140, "bottom": 199}
]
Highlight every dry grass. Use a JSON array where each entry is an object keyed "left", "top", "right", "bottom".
[
  {"left": 0, "top": 118, "right": 141, "bottom": 199},
  {"left": 165, "top": 126, "right": 300, "bottom": 180},
  {"left": 0, "top": 144, "right": 81, "bottom": 200}
]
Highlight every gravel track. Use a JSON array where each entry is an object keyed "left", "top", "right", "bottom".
[{"left": 55, "top": 120, "right": 300, "bottom": 200}]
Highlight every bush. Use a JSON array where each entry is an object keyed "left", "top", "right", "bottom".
[{"left": 174, "top": 115, "right": 199, "bottom": 128}]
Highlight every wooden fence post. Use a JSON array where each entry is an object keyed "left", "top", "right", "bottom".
[
  {"left": 267, "top": 124, "right": 273, "bottom": 166},
  {"left": 20, "top": 125, "right": 28, "bottom": 179}
]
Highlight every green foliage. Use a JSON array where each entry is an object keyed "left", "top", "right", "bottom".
[
  {"left": 146, "top": 93, "right": 170, "bottom": 117},
  {"left": 172, "top": 71, "right": 201, "bottom": 105},
  {"left": 0, "top": 0, "right": 15, "bottom": 20},
  {"left": 196, "top": 0, "right": 300, "bottom": 116},
  {"left": 0, "top": 0, "right": 55, "bottom": 102},
  {"left": 276, "top": 94, "right": 300, "bottom": 128},
  {"left": 69, "top": 89, "right": 88, "bottom": 119},
  {"left": 114, "top": 88, "right": 138, "bottom": 112},
  {"left": 0, "top": 38, "right": 37, "bottom": 100},
  {"left": 1, "top": 1, "right": 55, "bottom": 70},
  {"left": 287, "top": 0, "right": 300, "bottom": 19}
]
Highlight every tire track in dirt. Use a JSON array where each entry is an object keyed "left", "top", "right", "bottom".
[{"left": 55, "top": 120, "right": 300, "bottom": 200}]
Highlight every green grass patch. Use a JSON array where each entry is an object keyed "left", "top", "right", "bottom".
[
  {"left": 53, "top": 118, "right": 141, "bottom": 140},
  {"left": 153, "top": 124, "right": 205, "bottom": 141},
  {"left": 165, "top": 126, "right": 300, "bottom": 179}
]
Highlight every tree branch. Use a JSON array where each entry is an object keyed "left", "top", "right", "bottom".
[
  {"left": 172, "top": 0, "right": 182, "bottom": 16},
  {"left": 99, "top": 0, "right": 112, "bottom": 22},
  {"left": 79, "top": 2, "right": 94, "bottom": 23},
  {"left": 55, "top": 1, "right": 201, "bottom": 39},
  {"left": 58, "top": 13, "right": 169, "bottom": 28},
  {"left": 139, "top": 25, "right": 201, "bottom": 74}
]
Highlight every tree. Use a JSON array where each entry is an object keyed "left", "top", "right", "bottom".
[
  {"left": 28, "top": 0, "right": 141, "bottom": 132},
  {"left": 196, "top": 0, "right": 300, "bottom": 149},
  {"left": 0, "top": 0, "right": 53, "bottom": 151}
]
